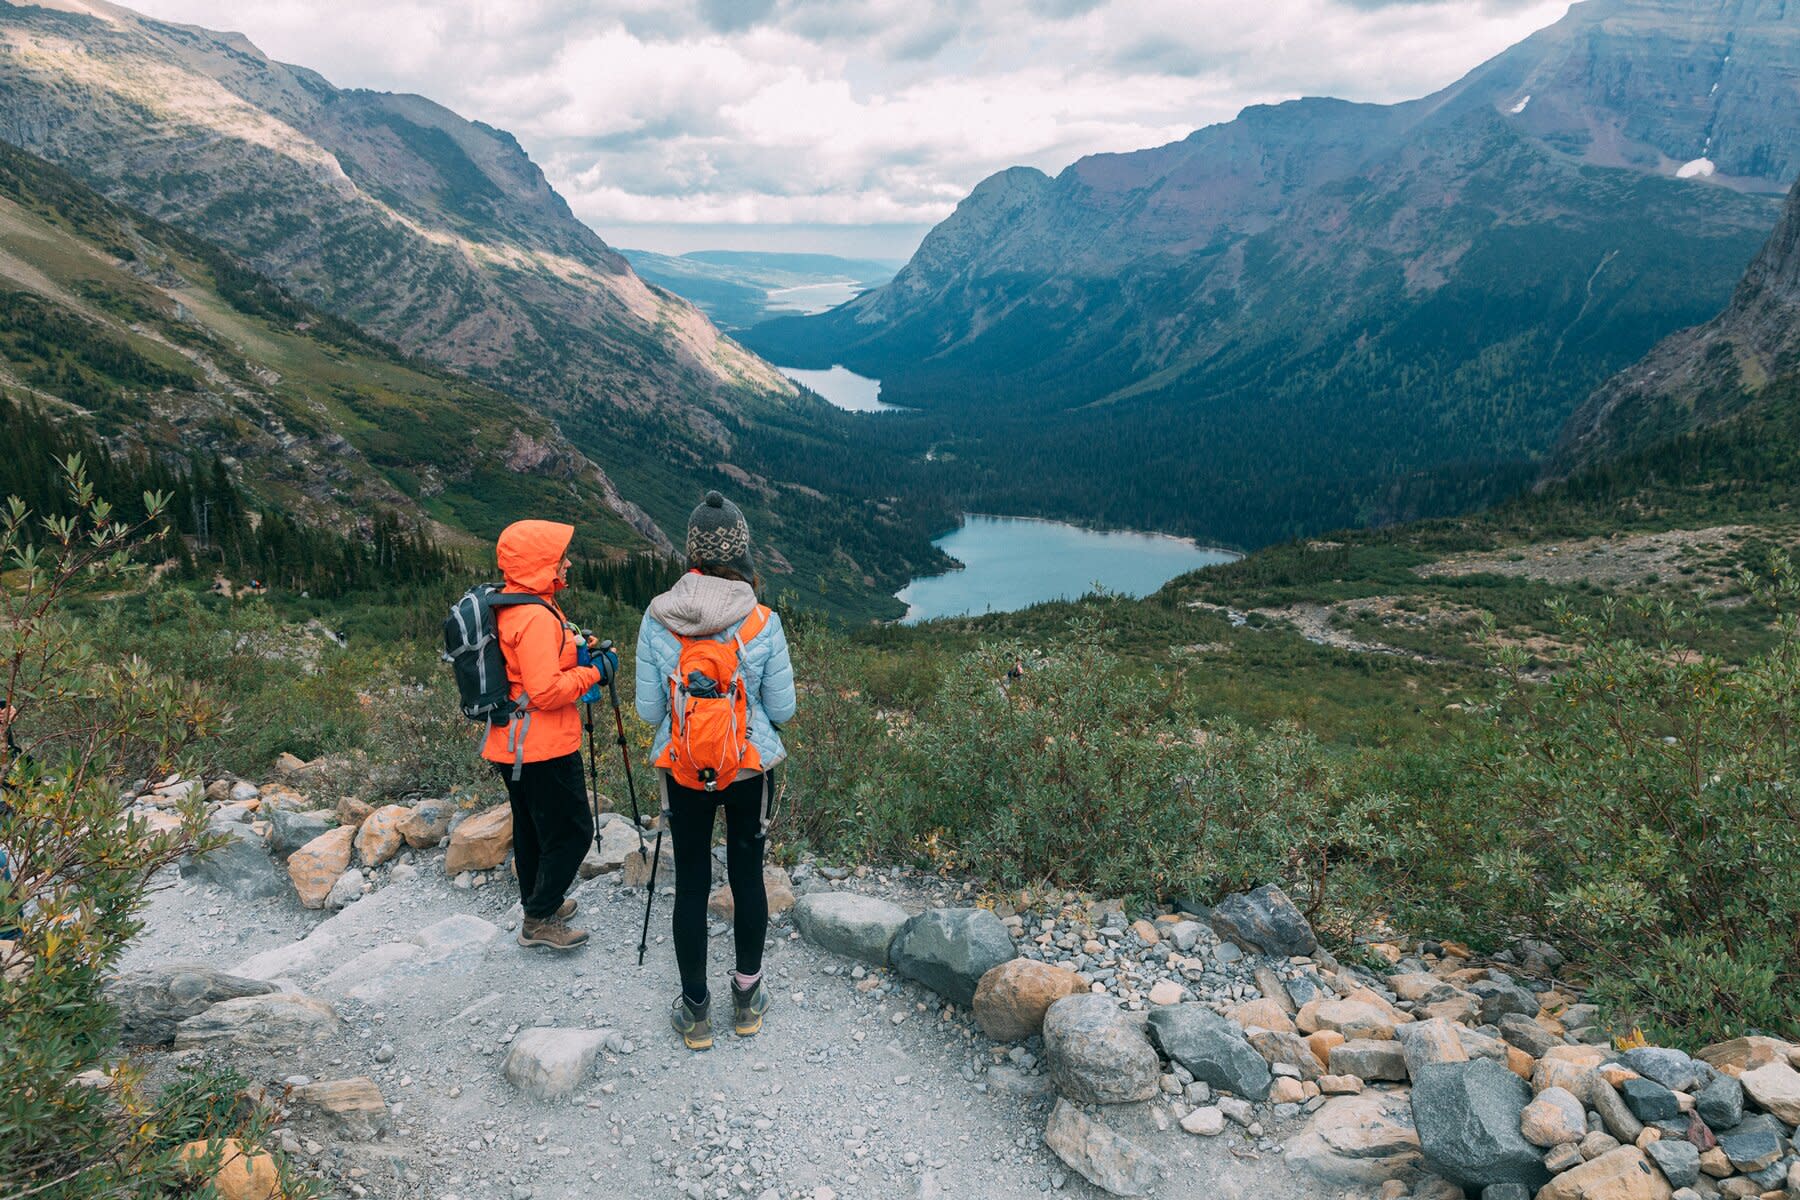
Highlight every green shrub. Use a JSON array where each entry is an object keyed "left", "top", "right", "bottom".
[
  {"left": 0, "top": 459, "right": 311, "bottom": 1197},
  {"left": 1407, "top": 557, "right": 1800, "bottom": 1045},
  {"left": 783, "top": 620, "right": 1398, "bottom": 926}
]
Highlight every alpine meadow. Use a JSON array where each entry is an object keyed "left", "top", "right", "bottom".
[{"left": 1, "top": 2, "right": 1799, "bottom": 1200}]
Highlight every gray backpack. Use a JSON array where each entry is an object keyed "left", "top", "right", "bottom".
[{"left": 442, "top": 584, "right": 553, "bottom": 726}]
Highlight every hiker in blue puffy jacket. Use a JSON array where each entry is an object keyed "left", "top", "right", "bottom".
[{"left": 636, "top": 492, "right": 795, "bottom": 1052}]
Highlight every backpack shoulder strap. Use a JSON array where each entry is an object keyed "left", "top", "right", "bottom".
[
  {"left": 486, "top": 593, "right": 553, "bottom": 612},
  {"left": 734, "top": 605, "right": 772, "bottom": 649}
]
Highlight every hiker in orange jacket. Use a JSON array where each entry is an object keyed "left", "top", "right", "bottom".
[{"left": 480, "top": 520, "right": 616, "bottom": 951}]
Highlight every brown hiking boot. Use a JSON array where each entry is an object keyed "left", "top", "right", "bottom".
[
  {"left": 556, "top": 898, "right": 577, "bottom": 919},
  {"left": 517, "top": 916, "right": 588, "bottom": 951}
]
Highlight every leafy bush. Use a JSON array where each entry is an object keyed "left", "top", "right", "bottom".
[
  {"left": 0, "top": 459, "right": 310, "bottom": 1197},
  {"left": 1407, "top": 556, "right": 1800, "bottom": 1045},
  {"left": 783, "top": 620, "right": 1398, "bottom": 927}
]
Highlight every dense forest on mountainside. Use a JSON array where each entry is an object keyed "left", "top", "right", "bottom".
[
  {"left": 0, "top": 1, "right": 945, "bottom": 619},
  {"left": 748, "top": 0, "right": 1798, "bottom": 550}
]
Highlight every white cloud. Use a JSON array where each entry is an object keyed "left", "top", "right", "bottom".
[{"left": 118, "top": 0, "right": 1571, "bottom": 254}]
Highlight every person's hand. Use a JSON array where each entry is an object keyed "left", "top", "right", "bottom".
[
  {"left": 579, "top": 681, "right": 603, "bottom": 704},
  {"left": 577, "top": 639, "right": 618, "bottom": 686}
]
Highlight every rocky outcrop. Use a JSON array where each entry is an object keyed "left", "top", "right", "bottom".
[
  {"left": 1556, "top": 178, "right": 1800, "bottom": 471},
  {"left": 108, "top": 964, "right": 277, "bottom": 1046}
]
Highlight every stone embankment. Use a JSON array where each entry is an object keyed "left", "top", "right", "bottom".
[{"left": 112, "top": 757, "right": 1800, "bottom": 1199}]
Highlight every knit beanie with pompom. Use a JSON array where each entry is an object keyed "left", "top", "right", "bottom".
[{"left": 685, "top": 491, "right": 756, "bottom": 582}]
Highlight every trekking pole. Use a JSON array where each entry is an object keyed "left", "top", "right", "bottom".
[
  {"left": 582, "top": 699, "right": 603, "bottom": 854},
  {"left": 590, "top": 640, "right": 659, "bottom": 966}
]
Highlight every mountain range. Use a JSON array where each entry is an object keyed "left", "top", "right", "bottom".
[
  {"left": 0, "top": 0, "right": 941, "bottom": 615},
  {"left": 745, "top": 0, "right": 1800, "bottom": 549}
]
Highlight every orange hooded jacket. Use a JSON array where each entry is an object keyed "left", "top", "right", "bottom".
[{"left": 480, "top": 520, "right": 601, "bottom": 767}]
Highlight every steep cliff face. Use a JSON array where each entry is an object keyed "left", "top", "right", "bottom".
[
  {"left": 0, "top": 0, "right": 791, "bottom": 436},
  {"left": 1555, "top": 178, "right": 1800, "bottom": 470},
  {"left": 744, "top": 0, "right": 1796, "bottom": 546}
]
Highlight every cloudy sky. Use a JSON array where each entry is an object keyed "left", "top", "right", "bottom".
[{"left": 124, "top": 0, "right": 1571, "bottom": 258}]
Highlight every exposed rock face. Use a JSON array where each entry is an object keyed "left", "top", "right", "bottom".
[
  {"left": 0, "top": 0, "right": 789, "bottom": 443},
  {"left": 1557, "top": 178, "right": 1800, "bottom": 470},
  {"left": 108, "top": 964, "right": 276, "bottom": 1045}
]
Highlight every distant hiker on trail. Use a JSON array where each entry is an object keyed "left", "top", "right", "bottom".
[
  {"left": 479, "top": 520, "right": 617, "bottom": 953},
  {"left": 636, "top": 492, "right": 795, "bottom": 1051}
]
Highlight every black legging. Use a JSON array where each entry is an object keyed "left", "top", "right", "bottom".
[
  {"left": 495, "top": 752, "right": 594, "bottom": 920},
  {"left": 666, "top": 770, "right": 770, "bottom": 1006}
]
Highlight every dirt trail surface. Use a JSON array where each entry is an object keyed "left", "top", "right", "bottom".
[{"left": 122, "top": 852, "right": 1318, "bottom": 1200}]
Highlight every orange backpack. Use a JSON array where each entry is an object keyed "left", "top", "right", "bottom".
[{"left": 654, "top": 606, "right": 771, "bottom": 792}]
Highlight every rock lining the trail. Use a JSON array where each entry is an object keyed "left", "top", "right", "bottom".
[{"left": 116, "top": 757, "right": 1800, "bottom": 1200}]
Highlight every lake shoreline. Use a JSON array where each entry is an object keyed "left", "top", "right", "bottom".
[{"left": 894, "top": 513, "right": 1242, "bottom": 625}]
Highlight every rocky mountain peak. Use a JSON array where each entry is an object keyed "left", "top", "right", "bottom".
[{"left": 1450, "top": 0, "right": 1800, "bottom": 190}]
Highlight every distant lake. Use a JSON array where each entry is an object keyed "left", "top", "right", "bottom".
[
  {"left": 777, "top": 364, "right": 904, "bottom": 413},
  {"left": 764, "top": 281, "right": 863, "bottom": 314},
  {"left": 897, "top": 515, "right": 1238, "bottom": 624}
]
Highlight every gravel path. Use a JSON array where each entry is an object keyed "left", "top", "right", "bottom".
[{"left": 123, "top": 853, "right": 1321, "bottom": 1200}]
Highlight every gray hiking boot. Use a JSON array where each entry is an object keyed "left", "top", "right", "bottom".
[
  {"left": 670, "top": 994, "right": 713, "bottom": 1051},
  {"left": 731, "top": 977, "right": 769, "bottom": 1037},
  {"left": 517, "top": 916, "right": 588, "bottom": 951}
]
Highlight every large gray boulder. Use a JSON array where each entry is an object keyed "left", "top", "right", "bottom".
[
  {"left": 1146, "top": 1003, "right": 1272, "bottom": 1100},
  {"left": 1043, "top": 1099, "right": 1161, "bottom": 1197},
  {"left": 888, "top": 907, "right": 1015, "bottom": 1006},
  {"left": 792, "top": 892, "right": 910, "bottom": 966},
  {"left": 503, "top": 1028, "right": 610, "bottom": 1102},
  {"left": 172, "top": 992, "right": 342, "bottom": 1049},
  {"left": 107, "top": 963, "right": 277, "bottom": 1045},
  {"left": 1410, "top": 1059, "right": 1550, "bottom": 1192},
  {"left": 266, "top": 809, "right": 335, "bottom": 858},
  {"left": 1207, "top": 885, "right": 1317, "bottom": 957},
  {"left": 178, "top": 824, "right": 282, "bottom": 899},
  {"left": 1043, "top": 994, "right": 1160, "bottom": 1104}
]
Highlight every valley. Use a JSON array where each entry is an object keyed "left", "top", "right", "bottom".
[{"left": 5, "top": 2, "right": 1800, "bottom": 1198}]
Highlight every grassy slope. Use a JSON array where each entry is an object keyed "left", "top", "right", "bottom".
[{"left": 0, "top": 140, "right": 646, "bottom": 557}]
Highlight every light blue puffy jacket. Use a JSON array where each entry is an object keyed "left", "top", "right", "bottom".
[{"left": 634, "top": 574, "right": 796, "bottom": 775}]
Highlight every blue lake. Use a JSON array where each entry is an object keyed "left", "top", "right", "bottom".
[
  {"left": 777, "top": 364, "right": 903, "bottom": 413},
  {"left": 897, "top": 515, "right": 1238, "bottom": 624}
]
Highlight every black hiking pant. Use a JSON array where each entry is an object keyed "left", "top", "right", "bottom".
[
  {"left": 494, "top": 751, "right": 593, "bottom": 921},
  {"left": 666, "top": 770, "right": 771, "bottom": 1006}
]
